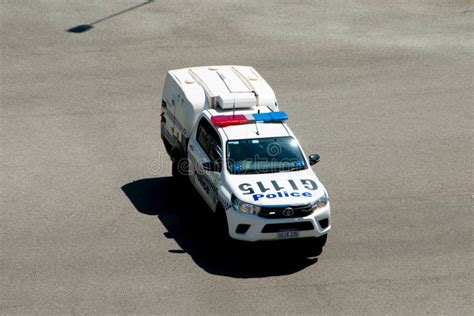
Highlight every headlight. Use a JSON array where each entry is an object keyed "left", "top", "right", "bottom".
[
  {"left": 311, "top": 193, "right": 329, "bottom": 210},
  {"left": 232, "top": 196, "right": 261, "bottom": 215}
]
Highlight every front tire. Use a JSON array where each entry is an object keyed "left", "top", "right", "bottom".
[
  {"left": 298, "top": 235, "right": 327, "bottom": 257},
  {"left": 171, "top": 154, "right": 188, "bottom": 179},
  {"left": 215, "top": 205, "right": 231, "bottom": 244}
]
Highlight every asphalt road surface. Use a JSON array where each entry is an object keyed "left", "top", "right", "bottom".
[{"left": 1, "top": 0, "right": 472, "bottom": 314}]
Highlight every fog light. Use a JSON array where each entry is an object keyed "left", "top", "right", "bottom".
[
  {"left": 236, "top": 224, "right": 250, "bottom": 234},
  {"left": 319, "top": 218, "right": 329, "bottom": 229}
]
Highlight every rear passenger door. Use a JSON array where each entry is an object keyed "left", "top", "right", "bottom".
[{"left": 188, "top": 117, "right": 222, "bottom": 210}]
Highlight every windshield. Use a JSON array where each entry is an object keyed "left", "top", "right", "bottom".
[{"left": 226, "top": 137, "right": 307, "bottom": 174}]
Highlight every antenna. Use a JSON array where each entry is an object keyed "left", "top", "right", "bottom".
[
  {"left": 255, "top": 109, "right": 260, "bottom": 135},
  {"left": 232, "top": 96, "right": 236, "bottom": 118}
]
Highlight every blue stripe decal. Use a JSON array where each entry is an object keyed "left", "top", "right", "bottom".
[{"left": 219, "top": 195, "right": 232, "bottom": 210}]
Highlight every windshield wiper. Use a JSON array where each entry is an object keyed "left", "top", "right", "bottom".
[
  {"left": 230, "top": 166, "right": 304, "bottom": 174},
  {"left": 288, "top": 166, "right": 305, "bottom": 171}
]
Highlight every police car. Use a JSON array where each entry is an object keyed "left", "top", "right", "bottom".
[{"left": 160, "top": 66, "right": 330, "bottom": 250}]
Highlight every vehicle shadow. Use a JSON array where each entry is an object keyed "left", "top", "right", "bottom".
[{"left": 121, "top": 177, "right": 318, "bottom": 278}]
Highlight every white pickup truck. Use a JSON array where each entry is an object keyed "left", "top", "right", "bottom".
[{"left": 160, "top": 65, "right": 330, "bottom": 252}]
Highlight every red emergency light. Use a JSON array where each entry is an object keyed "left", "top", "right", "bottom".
[
  {"left": 210, "top": 111, "right": 288, "bottom": 127},
  {"left": 211, "top": 114, "right": 248, "bottom": 127}
]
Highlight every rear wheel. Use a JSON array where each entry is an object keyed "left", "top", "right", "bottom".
[{"left": 161, "top": 137, "right": 173, "bottom": 156}]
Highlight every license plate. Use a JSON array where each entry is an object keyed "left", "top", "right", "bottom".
[{"left": 277, "top": 230, "right": 299, "bottom": 239}]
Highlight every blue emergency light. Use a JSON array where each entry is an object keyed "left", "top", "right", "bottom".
[
  {"left": 211, "top": 111, "right": 288, "bottom": 127},
  {"left": 252, "top": 111, "right": 288, "bottom": 123}
]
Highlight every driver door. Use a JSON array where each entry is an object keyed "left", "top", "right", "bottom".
[{"left": 188, "top": 117, "right": 222, "bottom": 209}]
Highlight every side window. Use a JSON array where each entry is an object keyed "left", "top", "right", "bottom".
[
  {"left": 196, "top": 118, "right": 222, "bottom": 162},
  {"left": 208, "top": 138, "right": 221, "bottom": 162},
  {"left": 197, "top": 119, "right": 212, "bottom": 154}
]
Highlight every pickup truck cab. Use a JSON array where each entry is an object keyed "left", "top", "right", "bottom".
[{"left": 160, "top": 66, "right": 330, "bottom": 250}]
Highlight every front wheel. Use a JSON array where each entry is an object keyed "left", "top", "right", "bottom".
[
  {"left": 171, "top": 155, "right": 188, "bottom": 179},
  {"left": 298, "top": 235, "right": 327, "bottom": 257},
  {"left": 215, "top": 205, "right": 230, "bottom": 240}
]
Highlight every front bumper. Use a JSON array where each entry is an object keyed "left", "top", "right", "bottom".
[{"left": 226, "top": 203, "right": 331, "bottom": 242}]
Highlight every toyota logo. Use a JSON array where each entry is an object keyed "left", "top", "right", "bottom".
[{"left": 282, "top": 207, "right": 294, "bottom": 217}]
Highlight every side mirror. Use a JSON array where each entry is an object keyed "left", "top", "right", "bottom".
[
  {"left": 202, "top": 161, "right": 221, "bottom": 172},
  {"left": 309, "top": 154, "right": 320, "bottom": 166}
]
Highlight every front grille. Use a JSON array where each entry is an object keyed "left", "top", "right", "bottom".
[
  {"left": 258, "top": 204, "right": 313, "bottom": 219},
  {"left": 261, "top": 222, "right": 314, "bottom": 233}
]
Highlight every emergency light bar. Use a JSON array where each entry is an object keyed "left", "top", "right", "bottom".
[{"left": 211, "top": 111, "right": 288, "bottom": 127}]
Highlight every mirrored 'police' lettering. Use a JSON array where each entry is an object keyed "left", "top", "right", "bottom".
[{"left": 238, "top": 179, "right": 317, "bottom": 195}]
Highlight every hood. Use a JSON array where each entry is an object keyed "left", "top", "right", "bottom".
[{"left": 227, "top": 168, "right": 326, "bottom": 207}]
